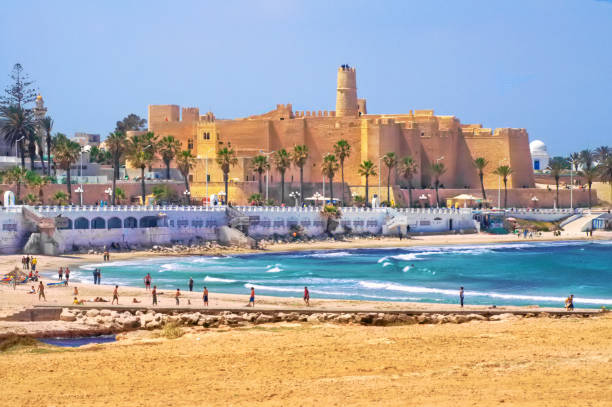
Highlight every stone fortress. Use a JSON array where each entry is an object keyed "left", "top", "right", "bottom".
[{"left": 148, "top": 65, "right": 535, "bottom": 203}]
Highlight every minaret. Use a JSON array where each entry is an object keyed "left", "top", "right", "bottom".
[
  {"left": 335, "top": 65, "right": 358, "bottom": 117},
  {"left": 33, "top": 94, "right": 48, "bottom": 156}
]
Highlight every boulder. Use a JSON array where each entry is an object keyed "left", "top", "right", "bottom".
[
  {"left": 100, "top": 309, "right": 112, "bottom": 317},
  {"left": 396, "top": 314, "right": 417, "bottom": 324},
  {"left": 466, "top": 313, "right": 487, "bottom": 321},
  {"left": 60, "top": 309, "right": 77, "bottom": 322},
  {"left": 255, "top": 314, "right": 274, "bottom": 324},
  {"left": 86, "top": 309, "right": 100, "bottom": 318},
  {"left": 490, "top": 313, "right": 516, "bottom": 321},
  {"left": 335, "top": 314, "right": 352, "bottom": 323}
]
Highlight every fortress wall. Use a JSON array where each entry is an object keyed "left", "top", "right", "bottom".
[
  {"left": 505, "top": 129, "right": 536, "bottom": 188},
  {"left": 216, "top": 120, "right": 271, "bottom": 154},
  {"left": 181, "top": 107, "right": 200, "bottom": 122},
  {"left": 463, "top": 133, "right": 512, "bottom": 189},
  {"left": 148, "top": 105, "right": 180, "bottom": 124},
  {"left": 148, "top": 120, "right": 197, "bottom": 152}
]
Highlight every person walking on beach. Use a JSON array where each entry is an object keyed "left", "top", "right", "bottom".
[
  {"left": 58, "top": 267, "right": 63, "bottom": 281},
  {"left": 112, "top": 285, "right": 119, "bottom": 305},
  {"left": 459, "top": 286, "right": 465, "bottom": 308},
  {"left": 565, "top": 294, "right": 574, "bottom": 311},
  {"left": 37, "top": 281, "right": 46, "bottom": 301},
  {"left": 93, "top": 269, "right": 98, "bottom": 284},
  {"left": 248, "top": 287, "right": 255, "bottom": 307},
  {"left": 188, "top": 277, "right": 194, "bottom": 292},
  {"left": 303, "top": 286, "right": 310, "bottom": 306},
  {"left": 175, "top": 288, "right": 181, "bottom": 306},
  {"left": 65, "top": 267, "right": 70, "bottom": 285},
  {"left": 97, "top": 269, "right": 101, "bottom": 285},
  {"left": 25, "top": 255, "right": 30, "bottom": 270},
  {"left": 144, "top": 273, "right": 151, "bottom": 291},
  {"left": 203, "top": 286, "right": 208, "bottom": 306},
  {"left": 152, "top": 285, "right": 158, "bottom": 306}
]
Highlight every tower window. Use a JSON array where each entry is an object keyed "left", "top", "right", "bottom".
[
  {"left": 187, "top": 139, "right": 194, "bottom": 150},
  {"left": 206, "top": 174, "right": 210, "bottom": 182},
  {"left": 203, "top": 132, "right": 211, "bottom": 140}
]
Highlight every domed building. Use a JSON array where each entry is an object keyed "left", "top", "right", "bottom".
[{"left": 529, "top": 139, "right": 550, "bottom": 171}]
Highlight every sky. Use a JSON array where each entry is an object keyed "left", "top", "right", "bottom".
[{"left": 1, "top": 0, "right": 611, "bottom": 156}]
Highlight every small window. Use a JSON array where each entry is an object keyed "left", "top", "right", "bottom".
[
  {"left": 187, "top": 139, "right": 194, "bottom": 150},
  {"left": 206, "top": 174, "right": 210, "bottom": 182}
]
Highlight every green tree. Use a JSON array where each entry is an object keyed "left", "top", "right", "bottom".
[
  {"left": 569, "top": 152, "right": 581, "bottom": 185},
  {"left": 25, "top": 171, "right": 51, "bottom": 205},
  {"left": 52, "top": 191, "right": 68, "bottom": 206},
  {"left": 431, "top": 162, "right": 447, "bottom": 207},
  {"left": 40, "top": 116, "right": 53, "bottom": 175},
  {"left": 579, "top": 167, "right": 598, "bottom": 209},
  {"left": 594, "top": 146, "right": 610, "bottom": 162},
  {"left": 272, "top": 149, "right": 291, "bottom": 204},
  {"left": 1, "top": 63, "right": 37, "bottom": 109},
  {"left": 382, "top": 152, "right": 398, "bottom": 204},
  {"left": 493, "top": 165, "right": 513, "bottom": 208},
  {"left": 115, "top": 187, "right": 126, "bottom": 205},
  {"left": 216, "top": 146, "right": 238, "bottom": 205},
  {"left": 52, "top": 133, "right": 81, "bottom": 203},
  {"left": 291, "top": 145, "right": 309, "bottom": 205},
  {"left": 333, "top": 139, "right": 351, "bottom": 205},
  {"left": 5, "top": 166, "right": 29, "bottom": 203},
  {"left": 159, "top": 135, "right": 181, "bottom": 180},
  {"left": 115, "top": 113, "right": 147, "bottom": 133},
  {"left": 472, "top": 157, "right": 489, "bottom": 203},
  {"left": 358, "top": 160, "right": 377, "bottom": 207},
  {"left": 125, "top": 131, "right": 158, "bottom": 206},
  {"left": 251, "top": 155, "right": 270, "bottom": 195},
  {"left": 248, "top": 193, "right": 264, "bottom": 206},
  {"left": 580, "top": 149, "right": 595, "bottom": 170},
  {"left": 105, "top": 131, "right": 127, "bottom": 205},
  {"left": 152, "top": 185, "right": 178, "bottom": 204},
  {"left": 399, "top": 156, "right": 418, "bottom": 208},
  {"left": 176, "top": 150, "right": 196, "bottom": 204},
  {"left": 599, "top": 156, "right": 612, "bottom": 204},
  {"left": 0, "top": 104, "right": 35, "bottom": 169},
  {"left": 23, "top": 193, "right": 37, "bottom": 205},
  {"left": 321, "top": 153, "right": 340, "bottom": 204},
  {"left": 547, "top": 157, "right": 566, "bottom": 208}
]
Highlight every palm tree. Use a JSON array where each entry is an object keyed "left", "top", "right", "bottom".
[
  {"left": 399, "top": 156, "right": 418, "bottom": 208},
  {"left": 5, "top": 166, "right": 29, "bottom": 203},
  {"left": 23, "top": 193, "right": 37, "bottom": 205},
  {"left": 52, "top": 191, "right": 68, "bottom": 206},
  {"left": 105, "top": 131, "right": 126, "bottom": 205},
  {"left": 52, "top": 133, "right": 81, "bottom": 203},
  {"left": 472, "top": 157, "right": 489, "bottom": 203},
  {"left": 599, "top": 156, "right": 612, "bottom": 204},
  {"left": 125, "top": 132, "right": 158, "bottom": 205},
  {"left": 272, "top": 149, "right": 291, "bottom": 204},
  {"left": 569, "top": 152, "right": 581, "bottom": 185},
  {"left": 40, "top": 116, "right": 53, "bottom": 175},
  {"left": 382, "top": 152, "right": 398, "bottom": 204},
  {"left": 594, "top": 146, "right": 610, "bottom": 162},
  {"left": 251, "top": 155, "right": 270, "bottom": 195},
  {"left": 333, "top": 140, "right": 351, "bottom": 205},
  {"left": 580, "top": 167, "right": 598, "bottom": 209},
  {"left": 159, "top": 135, "right": 181, "bottom": 180},
  {"left": 493, "top": 165, "right": 513, "bottom": 208},
  {"left": 291, "top": 145, "right": 309, "bottom": 205},
  {"left": 176, "top": 150, "right": 196, "bottom": 204},
  {"left": 25, "top": 171, "right": 47, "bottom": 205},
  {"left": 0, "top": 105, "right": 35, "bottom": 169},
  {"left": 547, "top": 157, "right": 565, "bottom": 208},
  {"left": 216, "top": 146, "right": 238, "bottom": 204},
  {"left": 35, "top": 133, "right": 46, "bottom": 174},
  {"left": 358, "top": 160, "right": 377, "bottom": 207},
  {"left": 115, "top": 187, "right": 126, "bottom": 204},
  {"left": 431, "top": 162, "right": 447, "bottom": 207},
  {"left": 580, "top": 149, "right": 595, "bottom": 171},
  {"left": 321, "top": 153, "right": 340, "bottom": 204}
]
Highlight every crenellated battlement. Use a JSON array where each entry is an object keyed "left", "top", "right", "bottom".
[{"left": 182, "top": 107, "right": 200, "bottom": 122}]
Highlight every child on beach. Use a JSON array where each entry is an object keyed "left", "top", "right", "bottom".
[
  {"left": 73, "top": 287, "right": 79, "bottom": 296},
  {"left": 175, "top": 289, "right": 181, "bottom": 306},
  {"left": 248, "top": 287, "right": 255, "bottom": 307},
  {"left": 152, "top": 286, "right": 158, "bottom": 305},
  {"left": 203, "top": 286, "right": 208, "bottom": 306},
  {"left": 112, "top": 285, "right": 119, "bottom": 305},
  {"left": 304, "top": 286, "right": 310, "bottom": 306},
  {"left": 28, "top": 285, "right": 35, "bottom": 294},
  {"left": 565, "top": 294, "right": 574, "bottom": 311}
]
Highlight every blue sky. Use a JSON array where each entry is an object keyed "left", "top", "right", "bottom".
[{"left": 1, "top": 0, "right": 611, "bottom": 156}]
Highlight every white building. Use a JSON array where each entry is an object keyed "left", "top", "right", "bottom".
[{"left": 529, "top": 140, "right": 550, "bottom": 171}]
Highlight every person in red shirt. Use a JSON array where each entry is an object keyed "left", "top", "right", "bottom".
[
  {"left": 248, "top": 287, "right": 255, "bottom": 307},
  {"left": 303, "top": 286, "right": 310, "bottom": 306}
]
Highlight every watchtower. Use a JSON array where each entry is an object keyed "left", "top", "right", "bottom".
[{"left": 335, "top": 65, "right": 358, "bottom": 117}]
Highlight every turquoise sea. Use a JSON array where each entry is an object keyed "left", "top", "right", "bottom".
[{"left": 75, "top": 240, "right": 612, "bottom": 308}]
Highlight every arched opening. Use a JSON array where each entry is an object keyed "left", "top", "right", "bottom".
[
  {"left": 91, "top": 217, "right": 106, "bottom": 229},
  {"left": 108, "top": 217, "right": 122, "bottom": 229},
  {"left": 74, "top": 217, "right": 89, "bottom": 229},
  {"left": 56, "top": 217, "right": 72, "bottom": 230},
  {"left": 139, "top": 216, "right": 158, "bottom": 228},
  {"left": 124, "top": 217, "right": 137, "bottom": 228}
]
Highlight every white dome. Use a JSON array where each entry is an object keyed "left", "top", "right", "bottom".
[{"left": 530, "top": 140, "right": 547, "bottom": 154}]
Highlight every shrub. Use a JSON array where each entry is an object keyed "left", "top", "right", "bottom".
[{"left": 160, "top": 322, "right": 184, "bottom": 339}]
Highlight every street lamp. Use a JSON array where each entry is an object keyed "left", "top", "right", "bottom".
[
  {"left": 74, "top": 186, "right": 84, "bottom": 206},
  {"left": 79, "top": 145, "right": 91, "bottom": 206},
  {"left": 15, "top": 136, "right": 25, "bottom": 158},
  {"left": 312, "top": 191, "right": 323, "bottom": 206},
  {"left": 569, "top": 158, "right": 574, "bottom": 210},
  {"left": 289, "top": 191, "right": 301, "bottom": 207},
  {"left": 183, "top": 189, "right": 191, "bottom": 206},
  {"left": 104, "top": 187, "right": 112, "bottom": 206}
]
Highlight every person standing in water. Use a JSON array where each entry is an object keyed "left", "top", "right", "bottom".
[
  {"left": 144, "top": 273, "right": 152, "bottom": 291},
  {"left": 459, "top": 286, "right": 465, "bottom": 308},
  {"left": 188, "top": 277, "right": 194, "bottom": 292},
  {"left": 58, "top": 267, "right": 63, "bottom": 280},
  {"left": 303, "top": 286, "right": 310, "bottom": 306},
  {"left": 64, "top": 267, "right": 70, "bottom": 285},
  {"left": 203, "top": 286, "right": 209, "bottom": 307}
]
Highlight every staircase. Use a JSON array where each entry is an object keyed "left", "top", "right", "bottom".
[
  {"left": 561, "top": 212, "right": 600, "bottom": 233},
  {"left": 226, "top": 206, "right": 250, "bottom": 231}
]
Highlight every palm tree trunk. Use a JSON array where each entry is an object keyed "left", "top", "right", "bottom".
[
  {"left": 38, "top": 145, "right": 46, "bottom": 174},
  {"left": 166, "top": 161, "right": 171, "bottom": 180},
  {"left": 588, "top": 183, "right": 592, "bottom": 209},
  {"left": 224, "top": 172, "right": 229, "bottom": 205},
  {"left": 280, "top": 170, "right": 285, "bottom": 204},
  {"left": 16, "top": 181, "right": 21, "bottom": 204},
  {"left": 503, "top": 179, "right": 508, "bottom": 208},
  {"left": 66, "top": 169, "right": 72, "bottom": 204},
  {"left": 387, "top": 167, "right": 391, "bottom": 203},
  {"left": 299, "top": 166, "right": 304, "bottom": 205},
  {"left": 28, "top": 141, "right": 36, "bottom": 171},
  {"left": 19, "top": 140, "right": 25, "bottom": 169},
  {"left": 184, "top": 174, "right": 190, "bottom": 205},
  {"left": 479, "top": 172, "right": 487, "bottom": 201},
  {"left": 556, "top": 182, "right": 559, "bottom": 208},
  {"left": 140, "top": 166, "right": 146, "bottom": 205},
  {"left": 408, "top": 180, "right": 413, "bottom": 208},
  {"left": 329, "top": 176, "right": 334, "bottom": 204},
  {"left": 258, "top": 172, "right": 263, "bottom": 194},
  {"left": 435, "top": 182, "right": 440, "bottom": 207},
  {"left": 111, "top": 163, "right": 117, "bottom": 206},
  {"left": 46, "top": 134, "right": 51, "bottom": 175},
  {"left": 365, "top": 176, "right": 369, "bottom": 207},
  {"left": 340, "top": 162, "right": 345, "bottom": 206}
]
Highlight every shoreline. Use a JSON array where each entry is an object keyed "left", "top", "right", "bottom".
[{"left": 1, "top": 231, "right": 610, "bottom": 319}]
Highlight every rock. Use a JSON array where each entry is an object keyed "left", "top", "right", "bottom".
[
  {"left": 490, "top": 313, "right": 516, "bottom": 321},
  {"left": 466, "top": 313, "right": 487, "bottom": 321},
  {"left": 255, "top": 314, "right": 273, "bottom": 324},
  {"left": 382, "top": 314, "right": 398, "bottom": 324},
  {"left": 416, "top": 314, "right": 430, "bottom": 324},
  {"left": 335, "top": 314, "right": 352, "bottom": 323},
  {"left": 100, "top": 309, "right": 111, "bottom": 317},
  {"left": 396, "top": 314, "right": 417, "bottom": 324},
  {"left": 60, "top": 309, "right": 77, "bottom": 322},
  {"left": 85, "top": 317, "right": 99, "bottom": 326},
  {"left": 189, "top": 313, "right": 201, "bottom": 325},
  {"left": 86, "top": 309, "right": 100, "bottom": 318}
]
